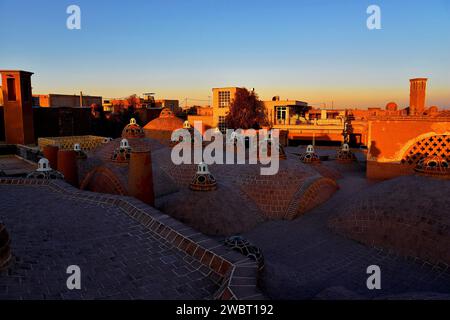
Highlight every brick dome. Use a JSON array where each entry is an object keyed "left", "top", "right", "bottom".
[
  {"left": 122, "top": 118, "right": 145, "bottom": 139},
  {"left": 143, "top": 108, "right": 184, "bottom": 144},
  {"left": 414, "top": 155, "right": 450, "bottom": 177},
  {"left": 386, "top": 102, "right": 398, "bottom": 111},
  {"left": 78, "top": 137, "right": 339, "bottom": 235}
]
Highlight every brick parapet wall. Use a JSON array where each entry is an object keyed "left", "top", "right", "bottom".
[{"left": 0, "top": 178, "right": 264, "bottom": 300}]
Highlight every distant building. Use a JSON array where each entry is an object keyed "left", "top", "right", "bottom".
[
  {"left": 105, "top": 96, "right": 179, "bottom": 113},
  {"left": 154, "top": 99, "right": 180, "bottom": 113},
  {"left": 263, "top": 96, "right": 309, "bottom": 126},
  {"left": 33, "top": 93, "right": 102, "bottom": 108},
  {"left": 210, "top": 87, "right": 309, "bottom": 131},
  {"left": 102, "top": 99, "right": 113, "bottom": 112}
]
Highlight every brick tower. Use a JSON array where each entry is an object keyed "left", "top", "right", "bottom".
[
  {"left": 0, "top": 70, "right": 35, "bottom": 144},
  {"left": 409, "top": 78, "right": 427, "bottom": 116}
]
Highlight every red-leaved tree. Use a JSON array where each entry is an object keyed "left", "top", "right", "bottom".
[{"left": 225, "top": 88, "right": 268, "bottom": 129}]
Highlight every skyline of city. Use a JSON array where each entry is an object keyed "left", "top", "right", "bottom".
[
  {"left": 0, "top": 0, "right": 449, "bottom": 109},
  {"left": 0, "top": 1, "right": 449, "bottom": 305}
]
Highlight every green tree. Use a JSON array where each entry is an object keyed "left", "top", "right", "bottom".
[{"left": 225, "top": 88, "right": 268, "bottom": 129}]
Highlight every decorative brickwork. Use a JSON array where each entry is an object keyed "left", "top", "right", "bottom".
[
  {"left": 189, "top": 163, "right": 217, "bottom": 191},
  {"left": 121, "top": 118, "right": 145, "bottom": 139},
  {"left": 401, "top": 135, "right": 450, "bottom": 166},
  {"left": 285, "top": 176, "right": 338, "bottom": 220},
  {"left": 415, "top": 155, "right": 450, "bottom": 178},
  {"left": 38, "top": 135, "right": 105, "bottom": 152},
  {"left": 224, "top": 236, "right": 264, "bottom": 272},
  {"left": 80, "top": 166, "right": 128, "bottom": 195}
]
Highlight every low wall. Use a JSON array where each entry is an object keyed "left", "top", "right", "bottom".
[{"left": 367, "top": 161, "right": 414, "bottom": 180}]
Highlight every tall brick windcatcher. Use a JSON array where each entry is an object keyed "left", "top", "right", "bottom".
[
  {"left": 0, "top": 70, "right": 35, "bottom": 145},
  {"left": 409, "top": 78, "right": 427, "bottom": 115}
]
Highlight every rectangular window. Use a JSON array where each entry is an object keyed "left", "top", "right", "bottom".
[
  {"left": 7, "top": 77, "right": 16, "bottom": 101},
  {"left": 276, "top": 106, "right": 287, "bottom": 124},
  {"left": 21, "top": 78, "right": 30, "bottom": 102},
  {"left": 218, "top": 91, "right": 231, "bottom": 108},
  {"left": 218, "top": 116, "right": 227, "bottom": 133}
]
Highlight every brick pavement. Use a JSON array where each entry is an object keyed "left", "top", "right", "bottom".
[{"left": 0, "top": 185, "right": 219, "bottom": 299}]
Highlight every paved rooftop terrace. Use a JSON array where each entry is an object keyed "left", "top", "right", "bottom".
[{"left": 0, "top": 184, "right": 219, "bottom": 299}]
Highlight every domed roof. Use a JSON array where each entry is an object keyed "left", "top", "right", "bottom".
[
  {"left": 144, "top": 108, "right": 184, "bottom": 132},
  {"left": 86, "top": 137, "right": 165, "bottom": 163},
  {"left": 386, "top": 102, "right": 398, "bottom": 111},
  {"left": 122, "top": 118, "right": 145, "bottom": 139},
  {"left": 415, "top": 155, "right": 450, "bottom": 177}
]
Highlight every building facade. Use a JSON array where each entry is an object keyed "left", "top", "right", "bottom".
[{"left": 33, "top": 93, "right": 102, "bottom": 108}]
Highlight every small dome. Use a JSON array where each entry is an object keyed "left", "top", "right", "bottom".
[
  {"left": 386, "top": 102, "right": 398, "bottom": 111},
  {"left": 415, "top": 155, "right": 450, "bottom": 177},
  {"left": 27, "top": 158, "right": 64, "bottom": 179},
  {"left": 336, "top": 143, "right": 357, "bottom": 162},
  {"left": 73, "top": 143, "right": 87, "bottom": 159},
  {"left": 111, "top": 139, "right": 132, "bottom": 163},
  {"left": 183, "top": 120, "right": 191, "bottom": 129},
  {"left": 197, "top": 162, "right": 210, "bottom": 174},
  {"left": 342, "top": 143, "right": 350, "bottom": 152},
  {"left": 120, "top": 139, "right": 130, "bottom": 149},
  {"left": 122, "top": 118, "right": 145, "bottom": 139},
  {"left": 300, "top": 145, "right": 320, "bottom": 163},
  {"left": 190, "top": 162, "right": 217, "bottom": 191},
  {"left": 143, "top": 108, "right": 184, "bottom": 143},
  {"left": 37, "top": 158, "right": 51, "bottom": 172},
  {"left": 428, "top": 106, "right": 439, "bottom": 113},
  {"left": 159, "top": 108, "right": 174, "bottom": 118}
]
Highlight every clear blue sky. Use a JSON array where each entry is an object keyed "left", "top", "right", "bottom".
[{"left": 1, "top": 0, "right": 449, "bottom": 108}]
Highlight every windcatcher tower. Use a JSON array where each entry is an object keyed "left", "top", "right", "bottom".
[
  {"left": 409, "top": 78, "right": 427, "bottom": 116},
  {"left": 0, "top": 70, "right": 35, "bottom": 144}
]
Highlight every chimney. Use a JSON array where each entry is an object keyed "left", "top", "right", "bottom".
[
  {"left": 57, "top": 149, "right": 78, "bottom": 187},
  {"left": 128, "top": 150, "right": 154, "bottom": 205},
  {"left": 43, "top": 144, "right": 59, "bottom": 170}
]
